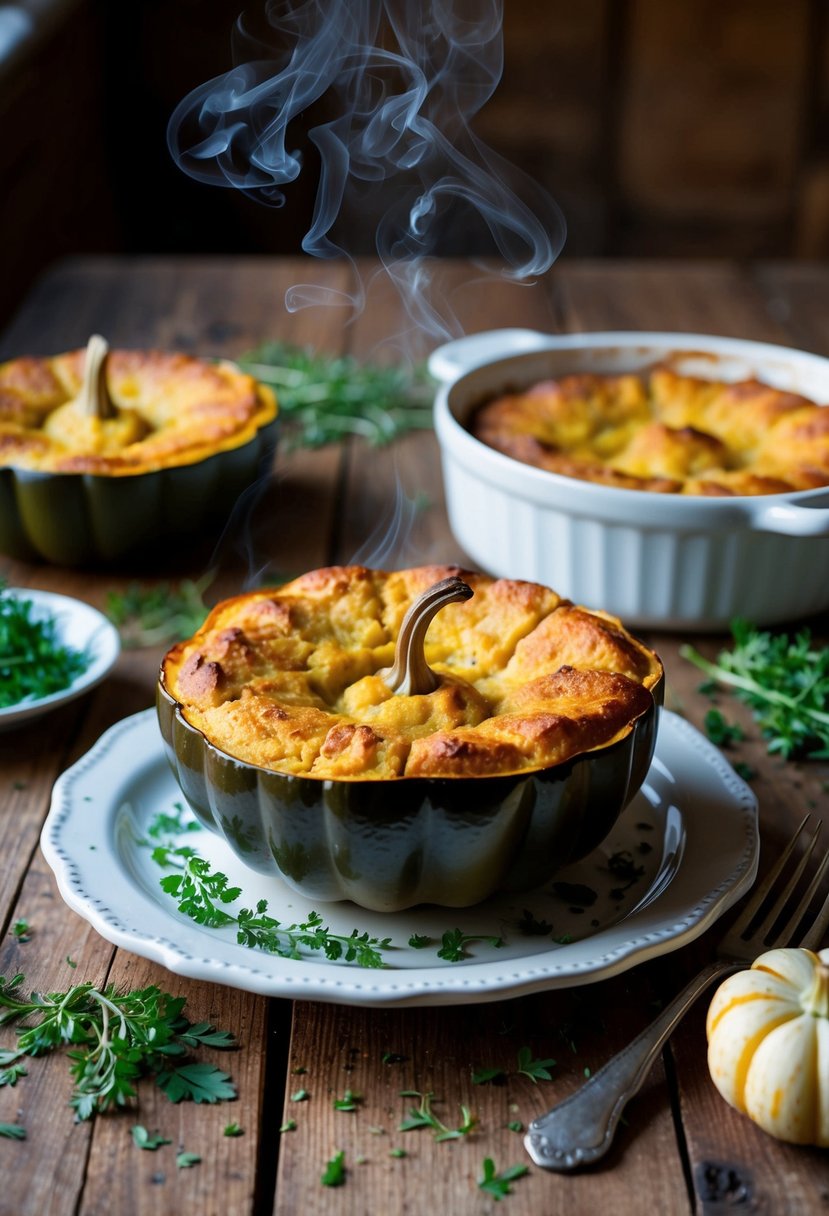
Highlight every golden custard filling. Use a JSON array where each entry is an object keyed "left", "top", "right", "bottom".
[
  {"left": 471, "top": 367, "right": 829, "bottom": 495},
  {"left": 0, "top": 344, "right": 276, "bottom": 475},
  {"left": 161, "top": 565, "right": 662, "bottom": 781}
]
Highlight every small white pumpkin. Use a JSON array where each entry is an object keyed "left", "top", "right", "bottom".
[{"left": 706, "top": 947, "right": 829, "bottom": 1146}]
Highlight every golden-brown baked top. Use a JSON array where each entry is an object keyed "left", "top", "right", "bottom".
[
  {"left": 0, "top": 348, "right": 276, "bottom": 475},
  {"left": 470, "top": 368, "right": 829, "bottom": 496},
  {"left": 161, "top": 565, "right": 662, "bottom": 781}
]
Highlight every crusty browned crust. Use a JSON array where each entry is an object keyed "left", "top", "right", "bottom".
[
  {"left": 470, "top": 367, "right": 829, "bottom": 496},
  {"left": 161, "top": 566, "right": 662, "bottom": 781},
  {"left": 0, "top": 349, "right": 276, "bottom": 476}
]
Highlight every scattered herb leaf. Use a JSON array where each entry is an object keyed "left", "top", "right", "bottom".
[
  {"left": 11, "top": 921, "right": 30, "bottom": 943},
  {"left": 131, "top": 1126, "right": 172, "bottom": 1151},
  {"left": 478, "top": 1157, "right": 529, "bottom": 1201},
  {"left": 517, "top": 909, "right": 553, "bottom": 936},
  {"left": 471, "top": 1065, "right": 505, "bottom": 1085},
  {"left": 516, "top": 1046, "right": 556, "bottom": 1083},
  {"left": 681, "top": 621, "right": 829, "bottom": 759},
  {"left": 333, "top": 1089, "right": 360, "bottom": 1112},
  {"left": 279, "top": 1119, "right": 297, "bottom": 1133},
  {"left": 382, "top": 1051, "right": 408, "bottom": 1065},
  {"left": 223, "top": 1121, "right": 244, "bottom": 1137},
  {"left": 291, "top": 1089, "right": 309, "bottom": 1103},
  {"left": 321, "top": 1149, "right": 346, "bottom": 1187},
  {"left": 0, "top": 1123, "right": 25, "bottom": 1140},
  {"left": 507, "top": 1120, "right": 523, "bottom": 1133},
  {"left": 0, "top": 973, "right": 236, "bottom": 1120},
  {"left": 733, "top": 761, "right": 757, "bottom": 782},
  {"left": 0, "top": 1059, "right": 27, "bottom": 1087},
  {"left": 389, "top": 1147, "right": 407, "bottom": 1158},
  {"left": 176, "top": 1152, "right": 201, "bottom": 1169},
  {"left": 408, "top": 933, "right": 432, "bottom": 949},
  {"left": 436, "top": 928, "right": 503, "bottom": 962},
  {"left": 239, "top": 342, "right": 433, "bottom": 451},
  {"left": 606, "top": 850, "right": 645, "bottom": 900}
]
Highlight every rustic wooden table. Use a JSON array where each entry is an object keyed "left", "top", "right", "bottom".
[{"left": 0, "top": 257, "right": 827, "bottom": 1216}]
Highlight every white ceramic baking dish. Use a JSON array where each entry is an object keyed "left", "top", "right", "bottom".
[{"left": 430, "top": 329, "right": 829, "bottom": 630}]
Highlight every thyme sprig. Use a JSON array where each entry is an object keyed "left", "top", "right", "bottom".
[
  {"left": 398, "top": 1089, "right": 478, "bottom": 1140},
  {"left": 105, "top": 575, "right": 213, "bottom": 649},
  {"left": 239, "top": 341, "right": 433, "bottom": 450},
  {"left": 0, "top": 974, "right": 236, "bottom": 1120}
]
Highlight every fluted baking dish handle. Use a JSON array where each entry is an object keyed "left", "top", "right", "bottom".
[
  {"left": 749, "top": 498, "right": 829, "bottom": 537},
  {"left": 428, "top": 329, "right": 557, "bottom": 383}
]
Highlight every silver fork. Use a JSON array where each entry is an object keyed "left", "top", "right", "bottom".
[{"left": 525, "top": 815, "right": 829, "bottom": 1171}]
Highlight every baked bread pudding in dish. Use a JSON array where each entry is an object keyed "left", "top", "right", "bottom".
[
  {"left": 158, "top": 566, "right": 662, "bottom": 910},
  {"left": 0, "top": 336, "right": 277, "bottom": 565},
  {"left": 0, "top": 337, "right": 276, "bottom": 475},
  {"left": 161, "top": 565, "right": 661, "bottom": 780},
  {"left": 471, "top": 367, "right": 829, "bottom": 496}
]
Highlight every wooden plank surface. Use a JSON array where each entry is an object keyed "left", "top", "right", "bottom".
[{"left": 0, "top": 257, "right": 826, "bottom": 1216}]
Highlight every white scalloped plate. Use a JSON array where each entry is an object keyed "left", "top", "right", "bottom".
[{"left": 42, "top": 708, "right": 758, "bottom": 1007}]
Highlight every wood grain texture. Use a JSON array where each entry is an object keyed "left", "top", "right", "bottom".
[
  {"left": 275, "top": 979, "right": 686, "bottom": 1216},
  {"left": 0, "top": 257, "right": 827, "bottom": 1216}
]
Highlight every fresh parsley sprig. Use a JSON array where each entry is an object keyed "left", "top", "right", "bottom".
[
  {"left": 681, "top": 620, "right": 829, "bottom": 759},
  {"left": 238, "top": 342, "right": 433, "bottom": 451},
  {"left": 158, "top": 854, "right": 392, "bottom": 968},
  {"left": 0, "top": 974, "right": 236, "bottom": 1120}
]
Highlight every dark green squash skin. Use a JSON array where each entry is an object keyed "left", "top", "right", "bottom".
[
  {"left": 0, "top": 418, "right": 278, "bottom": 565},
  {"left": 156, "top": 670, "right": 663, "bottom": 913}
]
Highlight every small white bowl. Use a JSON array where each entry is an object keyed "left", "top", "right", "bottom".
[
  {"left": 431, "top": 329, "right": 829, "bottom": 630},
  {"left": 0, "top": 589, "right": 120, "bottom": 730}
]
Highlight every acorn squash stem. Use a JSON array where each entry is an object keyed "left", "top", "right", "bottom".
[
  {"left": 803, "top": 958, "right": 829, "bottom": 1019},
  {"left": 78, "top": 334, "right": 115, "bottom": 419},
  {"left": 382, "top": 576, "right": 473, "bottom": 696}
]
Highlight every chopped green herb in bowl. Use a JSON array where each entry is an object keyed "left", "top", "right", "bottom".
[{"left": 0, "top": 585, "right": 120, "bottom": 729}]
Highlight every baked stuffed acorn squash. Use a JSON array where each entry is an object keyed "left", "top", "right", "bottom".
[
  {"left": 158, "top": 565, "right": 663, "bottom": 912},
  {"left": 0, "top": 336, "right": 277, "bottom": 564}
]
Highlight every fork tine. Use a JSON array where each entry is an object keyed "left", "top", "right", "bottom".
[
  {"left": 796, "top": 855, "right": 829, "bottom": 951},
  {"left": 769, "top": 846, "right": 829, "bottom": 947},
  {"left": 728, "top": 814, "right": 811, "bottom": 939},
  {"left": 752, "top": 820, "right": 822, "bottom": 945}
]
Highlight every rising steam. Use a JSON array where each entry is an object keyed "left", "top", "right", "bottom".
[{"left": 168, "top": 0, "right": 565, "bottom": 337}]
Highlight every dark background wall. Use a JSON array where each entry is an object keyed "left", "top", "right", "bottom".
[{"left": 3, "top": 0, "right": 829, "bottom": 328}]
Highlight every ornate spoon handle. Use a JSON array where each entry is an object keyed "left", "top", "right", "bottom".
[{"left": 524, "top": 959, "right": 737, "bottom": 1171}]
